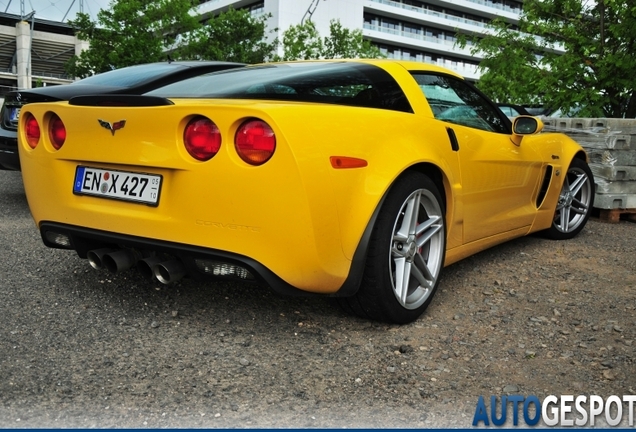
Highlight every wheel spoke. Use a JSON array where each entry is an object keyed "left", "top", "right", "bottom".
[
  {"left": 571, "top": 199, "right": 588, "bottom": 214},
  {"left": 415, "top": 214, "right": 441, "bottom": 236},
  {"left": 414, "top": 252, "right": 434, "bottom": 283},
  {"left": 569, "top": 173, "right": 588, "bottom": 196},
  {"left": 559, "top": 206, "right": 570, "bottom": 231},
  {"left": 393, "top": 256, "right": 410, "bottom": 305},
  {"left": 416, "top": 220, "right": 443, "bottom": 249},
  {"left": 396, "top": 192, "right": 420, "bottom": 238},
  {"left": 410, "top": 261, "right": 432, "bottom": 290}
]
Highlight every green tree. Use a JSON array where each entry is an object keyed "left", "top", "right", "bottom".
[
  {"left": 280, "top": 20, "right": 323, "bottom": 60},
  {"left": 281, "top": 20, "right": 384, "bottom": 61},
  {"left": 178, "top": 7, "right": 278, "bottom": 63},
  {"left": 459, "top": 0, "right": 636, "bottom": 118},
  {"left": 66, "top": 0, "right": 200, "bottom": 78}
]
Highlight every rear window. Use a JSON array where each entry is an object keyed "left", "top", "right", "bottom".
[
  {"left": 75, "top": 63, "right": 186, "bottom": 88},
  {"left": 147, "top": 62, "right": 413, "bottom": 113}
]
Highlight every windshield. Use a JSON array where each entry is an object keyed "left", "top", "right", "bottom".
[
  {"left": 148, "top": 62, "right": 412, "bottom": 112},
  {"left": 75, "top": 63, "right": 186, "bottom": 88}
]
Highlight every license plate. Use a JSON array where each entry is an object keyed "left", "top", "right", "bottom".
[
  {"left": 9, "top": 107, "right": 20, "bottom": 122},
  {"left": 73, "top": 166, "right": 162, "bottom": 206}
]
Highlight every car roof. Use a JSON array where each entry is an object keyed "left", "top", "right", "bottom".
[{"left": 7, "top": 61, "right": 246, "bottom": 102}]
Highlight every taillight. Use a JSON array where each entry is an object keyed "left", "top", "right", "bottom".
[
  {"left": 235, "top": 119, "right": 276, "bottom": 166},
  {"left": 183, "top": 116, "right": 221, "bottom": 161},
  {"left": 24, "top": 112, "right": 40, "bottom": 149},
  {"left": 49, "top": 113, "right": 66, "bottom": 150}
]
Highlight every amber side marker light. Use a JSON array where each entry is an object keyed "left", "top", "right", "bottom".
[
  {"left": 49, "top": 113, "right": 66, "bottom": 150},
  {"left": 24, "top": 112, "right": 41, "bottom": 149},
  {"left": 330, "top": 156, "right": 368, "bottom": 169}
]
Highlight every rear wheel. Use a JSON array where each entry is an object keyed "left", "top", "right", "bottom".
[
  {"left": 339, "top": 172, "right": 446, "bottom": 324},
  {"left": 544, "top": 158, "right": 594, "bottom": 240}
]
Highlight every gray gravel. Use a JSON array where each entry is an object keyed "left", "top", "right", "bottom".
[{"left": 1, "top": 169, "right": 635, "bottom": 428}]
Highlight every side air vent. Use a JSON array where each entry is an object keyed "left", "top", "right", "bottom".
[
  {"left": 536, "top": 165, "right": 553, "bottom": 208},
  {"left": 69, "top": 95, "right": 174, "bottom": 107}
]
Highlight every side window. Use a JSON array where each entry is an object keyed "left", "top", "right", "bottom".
[{"left": 411, "top": 73, "right": 509, "bottom": 133}]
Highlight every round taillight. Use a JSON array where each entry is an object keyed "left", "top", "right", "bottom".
[
  {"left": 48, "top": 113, "right": 66, "bottom": 150},
  {"left": 235, "top": 119, "right": 276, "bottom": 166},
  {"left": 24, "top": 112, "right": 40, "bottom": 149},
  {"left": 183, "top": 116, "right": 221, "bottom": 161}
]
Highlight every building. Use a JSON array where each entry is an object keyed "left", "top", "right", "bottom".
[
  {"left": 196, "top": 0, "right": 523, "bottom": 80},
  {"left": 0, "top": 12, "right": 87, "bottom": 95},
  {"left": 0, "top": 0, "right": 524, "bottom": 94}
]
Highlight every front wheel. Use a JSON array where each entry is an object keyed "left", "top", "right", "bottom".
[
  {"left": 339, "top": 172, "right": 446, "bottom": 324},
  {"left": 544, "top": 158, "right": 594, "bottom": 240}
]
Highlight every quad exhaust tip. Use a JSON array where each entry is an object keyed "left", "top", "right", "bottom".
[
  {"left": 102, "top": 249, "right": 141, "bottom": 274},
  {"left": 153, "top": 259, "right": 186, "bottom": 285},
  {"left": 137, "top": 256, "right": 164, "bottom": 281}
]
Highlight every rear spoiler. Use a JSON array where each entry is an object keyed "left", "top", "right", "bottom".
[{"left": 69, "top": 95, "right": 174, "bottom": 107}]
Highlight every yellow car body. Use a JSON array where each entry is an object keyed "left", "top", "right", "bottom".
[{"left": 18, "top": 60, "right": 593, "bottom": 323}]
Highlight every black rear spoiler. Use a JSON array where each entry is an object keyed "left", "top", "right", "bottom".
[{"left": 69, "top": 95, "right": 174, "bottom": 107}]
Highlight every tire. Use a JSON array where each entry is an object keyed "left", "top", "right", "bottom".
[
  {"left": 339, "top": 172, "right": 446, "bottom": 324},
  {"left": 544, "top": 158, "right": 594, "bottom": 240}
]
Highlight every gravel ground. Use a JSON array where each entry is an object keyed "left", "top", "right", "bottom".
[{"left": 1, "top": 169, "right": 635, "bottom": 428}]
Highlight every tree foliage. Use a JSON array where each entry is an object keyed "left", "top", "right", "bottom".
[
  {"left": 178, "top": 7, "right": 277, "bottom": 63},
  {"left": 66, "top": 0, "right": 200, "bottom": 78},
  {"left": 281, "top": 20, "right": 384, "bottom": 61},
  {"left": 460, "top": 0, "right": 636, "bottom": 118}
]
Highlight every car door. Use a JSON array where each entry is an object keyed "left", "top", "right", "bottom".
[{"left": 412, "top": 73, "right": 544, "bottom": 244}]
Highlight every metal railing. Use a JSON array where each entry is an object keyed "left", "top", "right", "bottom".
[
  {"left": 462, "top": 0, "right": 520, "bottom": 14},
  {"left": 31, "top": 70, "right": 72, "bottom": 80},
  {"left": 369, "top": 0, "right": 520, "bottom": 17},
  {"left": 364, "top": 23, "right": 475, "bottom": 47},
  {"left": 368, "top": 0, "right": 493, "bottom": 28}
]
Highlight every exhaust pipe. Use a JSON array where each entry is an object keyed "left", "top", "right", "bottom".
[
  {"left": 137, "top": 256, "right": 164, "bottom": 280},
  {"left": 102, "top": 249, "right": 141, "bottom": 274},
  {"left": 87, "top": 248, "right": 118, "bottom": 270},
  {"left": 154, "top": 259, "right": 186, "bottom": 285}
]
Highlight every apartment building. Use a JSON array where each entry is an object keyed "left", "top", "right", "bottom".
[{"left": 196, "top": 0, "right": 523, "bottom": 80}]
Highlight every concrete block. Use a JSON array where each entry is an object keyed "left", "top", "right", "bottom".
[
  {"left": 593, "top": 193, "right": 636, "bottom": 209},
  {"left": 591, "top": 164, "right": 636, "bottom": 181},
  {"left": 586, "top": 149, "right": 636, "bottom": 166},
  {"left": 595, "top": 179, "right": 636, "bottom": 194},
  {"left": 570, "top": 134, "right": 633, "bottom": 150}
]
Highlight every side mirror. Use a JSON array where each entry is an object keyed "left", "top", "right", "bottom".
[{"left": 511, "top": 116, "right": 544, "bottom": 146}]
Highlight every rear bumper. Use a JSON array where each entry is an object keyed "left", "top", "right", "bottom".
[{"left": 40, "top": 221, "right": 319, "bottom": 297}]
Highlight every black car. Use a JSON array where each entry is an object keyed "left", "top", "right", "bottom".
[
  {"left": 0, "top": 61, "right": 245, "bottom": 170},
  {"left": 497, "top": 103, "right": 532, "bottom": 117}
]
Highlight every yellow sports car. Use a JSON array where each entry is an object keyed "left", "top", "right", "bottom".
[{"left": 18, "top": 60, "right": 594, "bottom": 323}]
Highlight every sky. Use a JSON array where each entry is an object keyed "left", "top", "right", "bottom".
[{"left": 0, "top": 0, "right": 110, "bottom": 22}]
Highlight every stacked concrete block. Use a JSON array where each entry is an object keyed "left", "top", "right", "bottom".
[{"left": 542, "top": 117, "right": 636, "bottom": 222}]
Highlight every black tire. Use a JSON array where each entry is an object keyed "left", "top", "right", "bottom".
[
  {"left": 544, "top": 158, "right": 594, "bottom": 240},
  {"left": 338, "top": 172, "right": 446, "bottom": 324}
]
